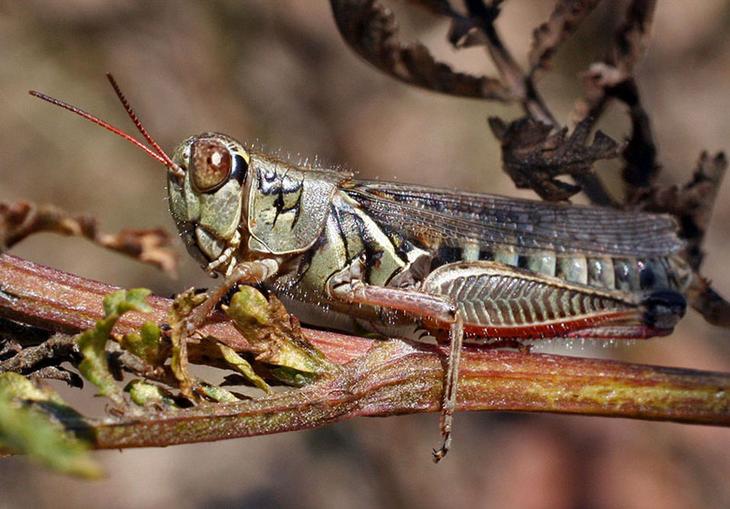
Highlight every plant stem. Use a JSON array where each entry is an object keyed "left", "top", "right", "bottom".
[{"left": 0, "top": 253, "right": 728, "bottom": 450}]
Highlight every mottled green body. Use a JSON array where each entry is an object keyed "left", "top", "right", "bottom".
[{"left": 167, "top": 133, "right": 691, "bottom": 341}]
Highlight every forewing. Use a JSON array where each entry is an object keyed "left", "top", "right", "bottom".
[{"left": 348, "top": 181, "right": 683, "bottom": 257}]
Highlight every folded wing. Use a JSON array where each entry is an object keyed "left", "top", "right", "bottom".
[{"left": 348, "top": 181, "right": 683, "bottom": 257}]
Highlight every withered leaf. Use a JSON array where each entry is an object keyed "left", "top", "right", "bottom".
[
  {"left": 330, "top": 0, "right": 510, "bottom": 100},
  {"left": 635, "top": 151, "right": 727, "bottom": 272},
  {"left": 573, "top": 68, "right": 656, "bottom": 208},
  {"left": 528, "top": 0, "right": 601, "bottom": 75},
  {"left": 574, "top": 0, "right": 657, "bottom": 121},
  {"left": 406, "top": 0, "right": 488, "bottom": 49},
  {"left": 224, "top": 286, "right": 335, "bottom": 383},
  {"left": 0, "top": 201, "right": 178, "bottom": 275},
  {"left": 575, "top": 68, "right": 659, "bottom": 202},
  {"left": 97, "top": 228, "right": 177, "bottom": 276},
  {"left": 572, "top": 2, "right": 656, "bottom": 206},
  {"left": 167, "top": 288, "right": 206, "bottom": 398},
  {"left": 488, "top": 116, "right": 619, "bottom": 201},
  {"left": 611, "top": 0, "right": 656, "bottom": 76}
]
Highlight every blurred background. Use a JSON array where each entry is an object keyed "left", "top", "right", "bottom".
[{"left": 1, "top": 1, "right": 730, "bottom": 507}]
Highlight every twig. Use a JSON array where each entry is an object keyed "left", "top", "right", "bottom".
[
  {"left": 464, "top": 0, "right": 555, "bottom": 125},
  {"left": 573, "top": 0, "right": 658, "bottom": 204},
  {"left": 0, "top": 253, "right": 728, "bottom": 451},
  {"left": 464, "top": 0, "right": 618, "bottom": 205},
  {"left": 0, "top": 333, "right": 76, "bottom": 374},
  {"left": 0, "top": 200, "right": 178, "bottom": 275},
  {"left": 86, "top": 341, "right": 730, "bottom": 450}
]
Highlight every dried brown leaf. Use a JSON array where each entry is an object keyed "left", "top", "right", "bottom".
[
  {"left": 406, "top": 0, "right": 488, "bottom": 49},
  {"left": 528, "top": 0, "right": 602, "bottom": 75},
  {"left": 570, "top": 65, "right": 654, "bottom": 208},
  {"left": 688, "top": 278, "right": 730, "bottom": 329},
  {"left": 635, "top": 152, "right": 727, "bottom": 272},
  {"left": 573, "top": 0, "right": 657, "bottom": 122},
  {"left": 330, "top": 0, "right": 510, "bottom": 100},
  {"left": 97, "top": 228, "right": 177, "bottom": 275},
  {"left": 488, "top": 116, "right": 619, "bottom": 201},
  {"left": 611, "top": 0, "right": 656, "bottom": 76},
  {"left": 0, "top": 201, "right": 178, "bottom": 275}
]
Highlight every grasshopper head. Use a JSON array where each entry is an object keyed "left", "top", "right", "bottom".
[
  {"left": 29, "top": 74, "right": 337, "bottom": 273},
  {"left": 29, "top": 76, "right": 253, "bottom": 275},
  {"left": 167, "top": 133, "right": 250, "bottom": 270}
]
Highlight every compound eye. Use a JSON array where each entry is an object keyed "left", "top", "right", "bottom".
[{"left": 190, "top": 139, "right": 232, "bottom": 192}]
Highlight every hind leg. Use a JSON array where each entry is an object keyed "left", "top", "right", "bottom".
[
  {"left": 328, "top": 270, "right": 464, "bottom": 461},
  {"left": 432, "top": 314, "right": 464, "bottom": 463}
]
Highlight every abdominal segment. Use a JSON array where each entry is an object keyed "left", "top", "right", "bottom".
[{"left": 430, "top": 243, "right": 692, "bottom": 295}]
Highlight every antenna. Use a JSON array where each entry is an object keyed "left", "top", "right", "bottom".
[{"left": 29, "top": 75, "right": 184, "bottom": 178}]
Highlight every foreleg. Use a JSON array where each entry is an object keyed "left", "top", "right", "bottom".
[{"left": 184, "top": 259, "right": 279, "bottom": 334}]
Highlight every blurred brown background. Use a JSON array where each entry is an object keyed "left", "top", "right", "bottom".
[{"left": 1, "top": 1, "right": 729, "bottom": 508}]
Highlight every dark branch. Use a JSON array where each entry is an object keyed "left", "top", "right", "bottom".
[{"left": 330, "top": 0, "right": 511, "bottom": 100}]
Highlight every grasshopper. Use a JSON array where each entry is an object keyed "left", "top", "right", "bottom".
[{"left": 30, "top": 75, "right": 692, "bottom": 461}]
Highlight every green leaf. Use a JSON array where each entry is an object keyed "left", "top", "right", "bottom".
[
  {"left": 268, "top": 366, "right": 319, "bottom": 387},
  {"left": 224, "top": 287, "right": 336, "bottom": 383},
  {"left": 225, "top": 286, "right": 271, "bottom": 326},
  {"left": 103, "top": 288, "right": 152, "bottom": 316},
  {"left": 126, "top": 380, "right": 178, "bottom": 408},
  {"left": 77, "top": 328, "right": 121, "bottom": 404},
  {"left": 218, "top": 344, "right": 271, "bottom": 393},
  {"left": 198, "top": 384, "right": 239, "bottom": 403},
  {"left": 77, "top": 288, "right": 154, "bottom": 404},
  {"left": 121, "top": 321, "right": 162, "bottom": 365},
  {"left": 0, "top": 373, "right": 102, "bottom": 478},
  {"left": 0, "top": 371, "right": 55, "bottom": 402}
]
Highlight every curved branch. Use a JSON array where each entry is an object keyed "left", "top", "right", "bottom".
[
  {"left": 87, "top": 341, "right": 730, "bottom": 450},
  {"left": 0, "top": 253, "right": 728, "bottom": 451},
  {"left": 330, "top": 0, "right": 511, "bottom": 100}
]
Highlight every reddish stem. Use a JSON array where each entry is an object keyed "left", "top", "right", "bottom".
[{"left": 0, "top": 253, "right": 728, "bottom": 451}]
